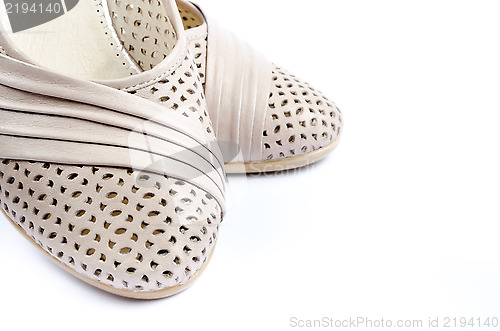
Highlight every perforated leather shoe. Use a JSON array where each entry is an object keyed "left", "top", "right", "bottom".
[
  {"left": 0, "top": 0, "right": 225, "bottom": 299},
  {"left": 1, "top": 0, "right": 343, "bottom": 174},
  {"left": 176, "top": 0, "right": 344, "bottom": 173}
]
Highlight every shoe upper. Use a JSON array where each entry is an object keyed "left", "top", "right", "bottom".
[
  {"left": 0, "top": 0, "right": 225, "bottom": 295},
  {"left": 177, "top": 0, "right": 344, "bottom": 164}
]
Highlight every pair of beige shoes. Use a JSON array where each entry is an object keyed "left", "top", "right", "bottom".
[{"left": 0, "top": 0, "right": 343, "bottom": 299}]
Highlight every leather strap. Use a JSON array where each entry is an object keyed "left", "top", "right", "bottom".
[
  {"left": 204, "top": 17, "right": 272, "bottom": 163},
  {"left": 0, "top": 53, "right": 226, "bottom": 210}
]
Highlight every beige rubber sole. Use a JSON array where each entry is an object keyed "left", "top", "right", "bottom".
[
  {"left": 2, "top": 209, "right": 214, "bottom": 300},
  {"left": 225, "top": 136, "right": 341, "bottom": 174}
]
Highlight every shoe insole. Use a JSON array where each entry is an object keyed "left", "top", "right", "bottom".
[{"left": 0, "top": 0, "right": 175, "bottom": 80}]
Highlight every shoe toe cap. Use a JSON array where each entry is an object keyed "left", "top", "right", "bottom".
[
  {"left": 262, "top": 65, "right": 343, "bottom": 161},
  {"left": 0, "top": 160, "right": 221, "bottom": 296}
]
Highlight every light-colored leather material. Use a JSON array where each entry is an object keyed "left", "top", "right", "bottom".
[
  {"left": 0, "top": 55, "right": 225, "bottom": 206},
  {"left": 107, "top": 49, "right": 219, "bottom": 163},
  {"left": 176, "top": 0, "right": 344, "bottom": 166},
  {"left": 263, "top": 65, "right": 343, "bottom": 161},
  {"left": 178, "top": 1, "right": 207, "bottom": 86},
  {"left": 185, "top": 24, "right": 207, "bottom": 85},
  {"left": 107, "top": 0, "right": 178, "bottom": 71},
  {"left": 0, "top": 0, "right": 225, "bottom": 297},
  {"left": 0, "top": 0, "right": 141, "bottom": 79},
  {"left": 178, "top": 2, "right": 204, "bottom": 30},
  {"left": 0, "top": 159, "right": 221, "bottom": 293},
  {"left": 204, "top": 18, "right": 273, "bottom": 163}
]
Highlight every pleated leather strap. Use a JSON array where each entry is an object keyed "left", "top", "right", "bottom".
[
  {"left": 204, "top": 18, "right": 273, "bottom": 163},
  {"left": 0, "top": 54, "right": 226, "bottom": 210}
]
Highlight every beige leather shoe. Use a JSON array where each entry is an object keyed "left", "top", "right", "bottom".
[
  {"left": 0, "top": 0, "right": 342, "bottom": 174},
  {"left": 0, "top": 0, "right": 225, "bottom": 299},
  {"left": 177, "top": 0, "right": 344, "bottom": 173}
]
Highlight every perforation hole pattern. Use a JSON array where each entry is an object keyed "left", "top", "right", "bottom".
[
  {"left": 108, "top": 0, "right": 178, "bottom": 71},
  {"left": 179, "top": 21, "right": 343, "bottom": 161},
  {"left": 186, "top": 25, "right": 208, "bottom": 85},
  {"left": 0, "top": 160, "right": 221, "bottom": 292},
  {"left": 128, "top": 50, "right": 215, "bottom": 140},
  {"left": 178, "top": 6, "right": 203, "bottom": 30},
  {"left": 262, "top": 65, "right": 343, "bottom": 160}
]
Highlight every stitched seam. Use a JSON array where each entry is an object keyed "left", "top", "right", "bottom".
[{"left": 95, "top": 0, "right": 142, "bottom": 75}]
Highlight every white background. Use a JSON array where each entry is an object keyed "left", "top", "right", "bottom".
[{"left": 1, "top": 0, "right": 500, "bottom": 330}]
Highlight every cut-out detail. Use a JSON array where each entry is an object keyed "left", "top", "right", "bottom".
[
  {"left": 0, "top": 159, "right": 221, "bottom": 292},
  {"left": 262, "top": 65, "right": 343, "bottom": 160},
  {"left": 108, "top": 0, "right": 178, "bottom": 71}
]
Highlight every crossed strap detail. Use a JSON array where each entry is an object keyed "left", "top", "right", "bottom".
[
  {"left": 203, "top": 17, "right": 273, "bottom": 163},
  {"left": 0, "top": 54, "right": 226, "bottom": 210}
]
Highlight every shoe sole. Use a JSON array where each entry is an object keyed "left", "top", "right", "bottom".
[
  {"left": 225, "top": 136, "right": 341, "bottom": 174},
  {"left": 1, "top": 209, "right": 214, "bottom": 300}
]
